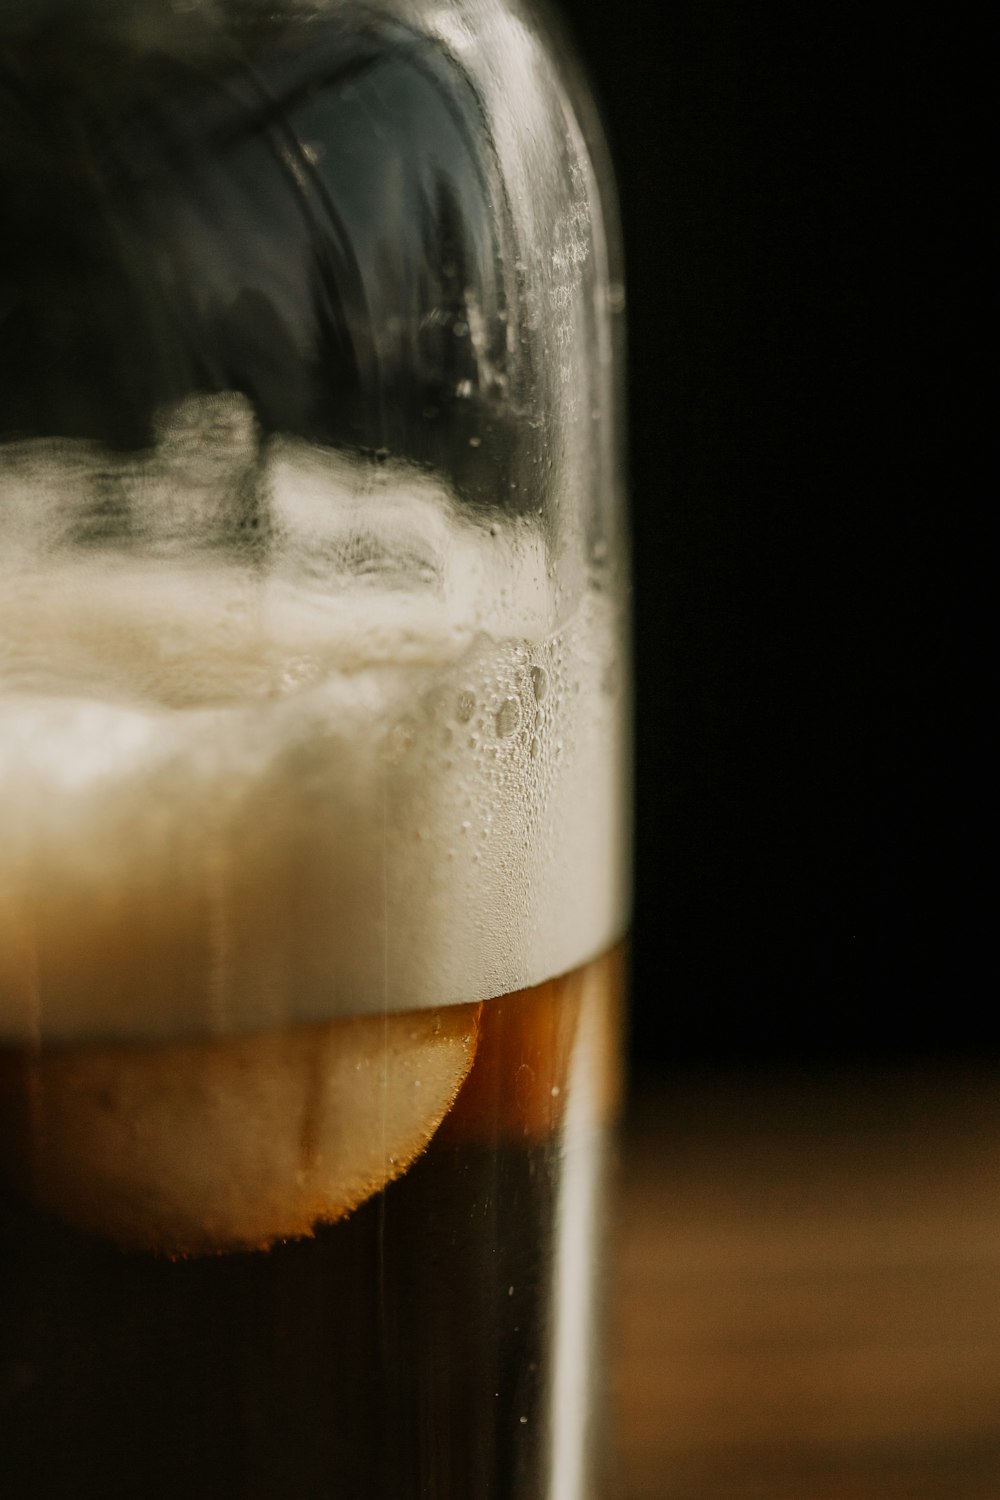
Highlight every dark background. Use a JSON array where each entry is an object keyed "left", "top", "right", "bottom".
[{"left": 561, "top": 5, "right": 990, "bottom": 1071}]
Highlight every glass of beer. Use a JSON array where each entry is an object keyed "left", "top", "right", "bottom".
[{"left": 0, "top": 2, "right": 629, "bottom": 1495}]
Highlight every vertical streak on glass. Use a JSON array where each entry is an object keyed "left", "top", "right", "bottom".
[
  {"left": 205, "top": 817, "right": 232, "bottom": 1035},
  {"left": 548, "top": 967, "right": 602, "bottom": 1500},
  {"left": 376, "top": 772, "right": 390, "bottom": 1367}
]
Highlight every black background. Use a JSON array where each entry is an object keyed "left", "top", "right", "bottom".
[{"left": 560, "top": 4, "right": 990, "bottom": 1071}]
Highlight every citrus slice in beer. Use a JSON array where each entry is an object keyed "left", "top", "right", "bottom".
[{"left": 1, "top": 1005, "right": 480, "bottom": 1256}]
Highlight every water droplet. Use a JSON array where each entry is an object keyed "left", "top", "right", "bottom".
[
  {"left": 456, "top": 690, "right": 476, "bottom": 723},
  {"left": 468, "top": 435, "right": 482, "bottom": 448},
  {"left": 455, "top": 379, "right": 473, "bottom": 399},
  {"left": 453, "top": 320, "right": 469, "bottom": 338},
  {"left": 529, "top": 735, "right": 541, "bottom": 759},
  {"left": 605, "top": 281, "right": 626, "bottom": 313},
  {"left": 519, "top": 1415, "right": 528, "bottom": 1425},
  {"left": 382, "top": 717, "right": 417, "bottom": 762},
  {"left": 495, "top": 698, "right": 521, "bottom": 738},
  {"left": 530, "top": 664, "right": 549, "bottom": 702}
]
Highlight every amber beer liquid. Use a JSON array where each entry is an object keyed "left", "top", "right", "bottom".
[{"left": 0, "top": 431, "right": 629, "bottom": 1498}]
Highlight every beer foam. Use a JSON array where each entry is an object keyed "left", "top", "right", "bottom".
[{"left": 0, "top": 414, "right": 629, "bottom": 1044}]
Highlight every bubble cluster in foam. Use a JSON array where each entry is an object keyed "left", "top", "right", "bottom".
[{"left": 0, "top": 401, "right": 629, "bottom": 1043}]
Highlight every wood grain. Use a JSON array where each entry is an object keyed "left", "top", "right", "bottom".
[{"left": 610, "top": 1064, "right": 1000, "bottom": 1498}]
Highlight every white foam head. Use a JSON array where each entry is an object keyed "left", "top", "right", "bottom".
[{"left": 0, "top": 398, "right": 629, "bottom": 1042}]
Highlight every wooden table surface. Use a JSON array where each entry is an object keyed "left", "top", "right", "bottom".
[{"left": 609, "top": 1062, "right": 1000, "bottom": 1499}]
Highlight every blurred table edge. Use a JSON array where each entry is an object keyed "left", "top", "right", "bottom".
[{"left": 609, "top": 1059, "right": 1000, "bottom": 1500}]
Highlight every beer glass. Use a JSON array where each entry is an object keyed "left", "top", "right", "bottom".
[{"left": 0, "top": 2, "right": 629, "bottom": 1494}]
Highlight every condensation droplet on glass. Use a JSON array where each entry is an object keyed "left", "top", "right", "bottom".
[
  {"left": 382, "top": 717, "right": 417, "bottom": 762},
  {"left": 456, "top": 690, "right": 475, "bottom": 723},
  {"left": 468, "top": 435, "right": 481, "bottom": 448},
  {"left": 453, "top": 320, "right": 469, "bottom": 338},
  {"left": 529, "top": 736, "right": 541, "bottom": 759},
  {"left": 489, "top": 522, "right": 499, "bottom": 537},
  {"left": 495, "top": 697, "right": 521, "bottom": 738},
  {"left": 530, "top": 664, "right": 549, "bottom": 702},
  {"left": 455, "top": 379, "right": 472, "bottom": 399}
]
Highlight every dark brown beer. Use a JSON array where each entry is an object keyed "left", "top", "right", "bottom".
[{"left": 0, "top": 948, "right": 622, "bottom": 1500}]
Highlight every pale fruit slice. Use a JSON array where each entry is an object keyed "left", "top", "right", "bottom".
[{"left": 0, "top": 1004, "right": 480, "bottom": 1256}]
